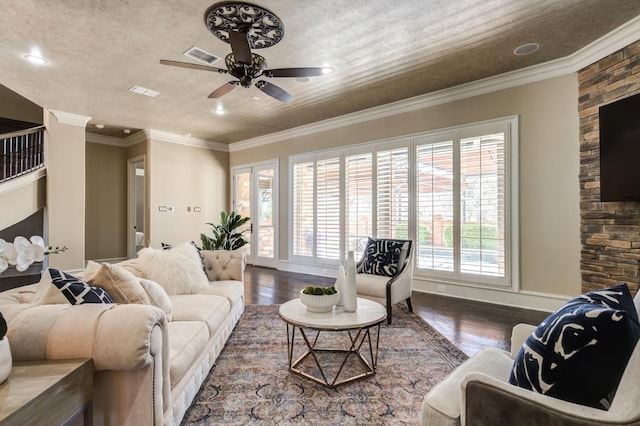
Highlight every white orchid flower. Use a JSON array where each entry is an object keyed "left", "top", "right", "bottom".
[
  {"left": 0, "top": 236, "right": 65, "bottom": 275},
  {"left": 0, "top": 239, "right": 18, "bottom": 273},
  {"left": 14, "top": 236, "right": 45, "bottom": 272}
]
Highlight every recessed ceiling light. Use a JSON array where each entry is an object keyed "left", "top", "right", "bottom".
[
  {"left": 321, "top": 66, "right": 334, "bottom": 74},
  {"left": 295, "top": 77, "right": 310, "bottom": 83},
  {"left": 95, "top": 124, "right": 104, "bottom": 129},
  {"left": 212, "top": 105, "right": 225, "bottom": 116},
  {"left": 123, "top": 129, "right": 131, "bottom": 134},
  {"left": 23, "top": 54, "right": 48, "bottom": 65},
  {"left": 513, "top": 43, "right": 539, "bottom": 56}
]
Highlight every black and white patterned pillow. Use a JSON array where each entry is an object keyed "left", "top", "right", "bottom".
[
  {"left": 49, "top": 268, "right": 113, "bottom": 305},
  {"left": 509, "top": 283, "right": 640, "bottom": 409},
  {"left": 357, "top": 238, "right": 406, "bottom": 277}
]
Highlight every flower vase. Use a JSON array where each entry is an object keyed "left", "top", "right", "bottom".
[
  {"left": 343, "top": 251, "right": 358, "bottom": 312},
  {"left": 334, "top": 265, "right": 345, "bottom": 306},
  {"left": 0, "top": 338, "right": 11, "bottom": 384}
]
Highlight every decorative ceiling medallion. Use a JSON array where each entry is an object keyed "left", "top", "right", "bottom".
[{"left": 204, "top": 2, "right": 284, "bottom": 49}]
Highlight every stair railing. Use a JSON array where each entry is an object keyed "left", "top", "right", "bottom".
[{"left": 1, "top": 125, "right": 46, "bottom": 183}]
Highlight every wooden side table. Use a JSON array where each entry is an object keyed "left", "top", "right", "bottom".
[{"left": 0, "top": 359, "right": 93, "bottom": 426}]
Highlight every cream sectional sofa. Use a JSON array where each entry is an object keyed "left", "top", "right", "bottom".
[{"left": 0, "top": 247, "right": 245, "bottom": 426}]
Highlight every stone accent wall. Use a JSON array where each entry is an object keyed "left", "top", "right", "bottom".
[{"left": 578, "top": 39, "right": 640, "bottom": 293}]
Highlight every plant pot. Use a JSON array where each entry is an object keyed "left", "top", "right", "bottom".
[{"left": 0, "top": 337, "right": 11, "bottom": 384}]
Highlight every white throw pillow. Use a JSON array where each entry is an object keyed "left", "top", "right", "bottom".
[
  {"left": 83, "top": 261, "right": 151, "bottom": 305},
  {"left": 131, "top": 242, "right": 209, "bottom": 295},
  {"left": 139, "top": 278, "right": 173, "bottom": 321},
  {"left": 31, "top": 268, "right": 69, "bottom": 305}
]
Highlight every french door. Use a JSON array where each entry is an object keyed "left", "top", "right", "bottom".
[{"left": 232, "top": 161, "right": 278, "bottom": 267}]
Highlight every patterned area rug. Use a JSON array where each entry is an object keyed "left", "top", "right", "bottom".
[{"left": 182, "top": 304, "right": 467, "bottom": 425}]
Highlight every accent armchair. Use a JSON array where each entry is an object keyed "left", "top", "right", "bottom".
[
  {"left": 355, "top": 238, "right": 414, "bottom": 324},
  {"left": 421, "top": 290, "right": 640, "bottom": 426}
]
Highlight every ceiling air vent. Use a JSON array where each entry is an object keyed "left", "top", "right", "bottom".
[{"left": 183, "top": 47, "right": 221, "bottom": 65}]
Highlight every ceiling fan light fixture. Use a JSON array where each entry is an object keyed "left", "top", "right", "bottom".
[
  {"left": 205, "top": 2, "right": 284, "bottom": 49},
  {"left": 513, "top": 43, "right": 539, "bottom": 56}
]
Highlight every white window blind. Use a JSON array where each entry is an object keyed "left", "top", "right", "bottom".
[
  {"left": 377, "top": 147, "right": 409, "bottom": 240},
  {"left": 292, "top": 161, "right": 314, "bottom": 257},
  {"left": 416, "top": 140, "right": 455, "bottom": 271},
  {"left": 345, "top": 153, "right": 372, "bottom": 258},
  {"left": 459, "top": 133, "right": 505, "bottom": 277},
  {"left": 316, "top": 158, "right": 341, "bottom": 260}
]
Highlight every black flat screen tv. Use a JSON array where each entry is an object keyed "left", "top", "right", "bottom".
[{"left": 599, "top": 92, "right": 640, "bottom": 202}]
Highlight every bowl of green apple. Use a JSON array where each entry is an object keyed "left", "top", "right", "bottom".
[{"left": 300, "top": 286, "right": 340, "bottom": 312}]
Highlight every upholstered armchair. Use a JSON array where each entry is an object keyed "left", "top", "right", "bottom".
[{"left": 355, "top": 238, "right": 414, "bottom": 324}]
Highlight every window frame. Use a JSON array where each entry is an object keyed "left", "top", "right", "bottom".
[{"left": 288, "top": 116, "right": 519, "bottom": 290}]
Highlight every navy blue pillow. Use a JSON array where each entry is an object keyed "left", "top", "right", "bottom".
[
  {"left": 509, "top": 283, "right": 640, "bottom": 410},
  {"left": 49, "top": 268, "right": 113, "bottom": 304},
  {"left": 357, "top": 238, "right": 406, "bottom": 277}
]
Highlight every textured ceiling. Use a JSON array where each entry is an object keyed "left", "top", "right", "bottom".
[{"left": 2, "top": 0, "right": 640, "bottom": 144}]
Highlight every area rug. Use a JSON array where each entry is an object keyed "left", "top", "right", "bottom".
[{"left": 182, "top": 304, "right": 467, "bottom": 425}]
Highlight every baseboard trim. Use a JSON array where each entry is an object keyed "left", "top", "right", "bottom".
[
  {"left": 277, "top": 260, "right": 568, "bottom": 313},
  {"left": 413, "top": 276, "right": 569, "bottom": 313},
  {"left": 277, "top": 261, "right": 337, "bottom": 278}
]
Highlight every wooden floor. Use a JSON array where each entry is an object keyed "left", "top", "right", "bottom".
[{"left": 244, "top": 265, "right": 549, "bottom": 357}]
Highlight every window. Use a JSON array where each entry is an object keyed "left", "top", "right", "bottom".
[{"left": 290, "top": 117, "right": 517, "bottom": 289}]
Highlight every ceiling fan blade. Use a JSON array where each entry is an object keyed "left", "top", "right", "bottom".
[
  {"left": 159, "top": 59, "right": 227, "bottom": 74},
  {"left": 255, "top": 80, "right": 293, "bottom": 104},
  {"left": 229, "top": 31, "right": 252, "bottom": 65},
  {"left": 263, "top": 67, "right": 329, "bottom": 78},
  {"left": 208, "top": 81, "right": 239, "bottom": 98}
]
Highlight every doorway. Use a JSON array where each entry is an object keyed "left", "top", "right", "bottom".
[
  {"left": 127, "top": 155, "right": 145, "bottom": 258},
  {"left": 232, "top": 161, "right": 278, "bottom": 268}
]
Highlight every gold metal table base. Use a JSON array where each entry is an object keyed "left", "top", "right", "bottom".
[{"left": 285, "top": 323, "right": 382, "bottom": 388}]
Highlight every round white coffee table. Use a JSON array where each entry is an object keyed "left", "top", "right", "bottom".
[{"left": 279, "top": 297, "right": 387, "bottom": 388}]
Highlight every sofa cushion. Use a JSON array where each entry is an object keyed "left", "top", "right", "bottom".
[
  {"left": 200, "top": 280, "right": 244, "bottom": 309},
  {"left": 49, "top": 268, "right": 113, "bottom": 304},
  {"left": 170, "top": 294, "right": 230, "bottom": 338},
  {"left": 509, "top": 283, "right": 640, "bottom": 410},
  {"left": 167, "top": 321, "right": 210, "bottom": 386},
  {"left": 422, "top": 347, "right": 513, "bottom": 424},
  {"left": 84, "top": 261, "right": 151, "bottom": 305},
  {"left": 357, "top": 238, "right": 405, "bottom": 277},
  {"left": 354, "top": 272, "right": 390, "bottom": 298},
  {"left": 119, "top": 242, "right": 209, "bottom": 295}
]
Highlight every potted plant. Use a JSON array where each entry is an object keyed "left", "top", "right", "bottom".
[{"left": 200, "top": 211, "right": 251, "bottom": 251}]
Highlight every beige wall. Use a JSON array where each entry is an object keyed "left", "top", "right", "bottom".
[
  {"left": 45, "top": 111, "right": 86, "bottom": 270},
  {"left": 148, "top": 139, "right": 228, "bottom": 247},
  {"left": 85, "top": 142, "right": 128, "bottom": 260},
  {"left": 230, "top": 74, "right": 582, "bottom": 298},
  {"left": 0, "top": 84, "right": 42, "bottom": 124},
  {"left": 0, "top": 174, "right": 46, "bottom": 231}
]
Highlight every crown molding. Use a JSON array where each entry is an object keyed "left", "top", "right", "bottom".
[
  {"left": 144, "top": 129, "right": 229, "bottom": 152},
  {"left": 85, "top": 130, "right": 147, "bottom": 147},
  {"left": 49, "top": 110, "right": 91, "bottom": 127},
  {"left": 229, "top": 15, "right": 640, "bottom": 153}
]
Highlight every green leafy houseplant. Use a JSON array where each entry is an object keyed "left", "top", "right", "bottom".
[{"left": 200, "top": 211, "right": 251, "bottom": 251}]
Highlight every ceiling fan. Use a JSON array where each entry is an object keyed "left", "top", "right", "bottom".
[{"left": 159, "top": 2, "right": 333, "bottom": 104}]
